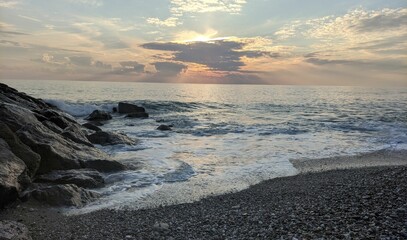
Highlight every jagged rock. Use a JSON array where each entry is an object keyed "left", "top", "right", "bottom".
[
  {"left": 0, "top": 122, "right": 40, "bottom": 178},
  {"left": 29, "top": 184, "right": 100, "bottom": 207},
  {"left": 0, "top": 220, "right": 32, "bottom": 240},
  {"left": 87, "top": 131, "right": 137, "bottom": 146},
  {"left": 41, "top": 120, "right": 63, "bottom": 134},
  {"left": 85, "top": 110, "right": 112, "bottom": 121},
  {"left": 82, "top": 122, "right": 102, "bottom": 132},
  {"left": 118, "top": 102, "right": 146, "bottom": 114},
  {"left": 0, "top": 83, "right": 49, "bottom": 111},
  {"left": 82, "top": 160, "right": 127, "bottom": 172},
  {"left": 61, "top": 125, "right": 93, "bottom": 147},
  {"left": 157, "top": 124, "right": 172, "bottom": 131},
  {"left": 36, "top": 169, "right": 104, "bottom": 188},
  {"left": 0, "top": 139, "right": 29, "bottom": 208},
  {"left": 126, "top": 112, "right": 149, "bottom": 118}
]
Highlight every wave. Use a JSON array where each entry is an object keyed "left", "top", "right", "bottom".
[{"left": 45, "top": 99, "right": 117, "bottom": 117}]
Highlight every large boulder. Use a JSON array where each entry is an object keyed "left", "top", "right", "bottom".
[
  {"left": 85, "top": 110, "right": 112, "bottom": 121},
  {"left": 157, "top": 124, "right": 172, "bottom": 131},
  {"left": 86, "top": 131, "right": 137, "bottom": 146},
  {"left": 0, "top": 139, "right": 29, "bottom": 208},
  {"left": 125, "top": 112, "right": 149, "bottom": 118},
  {"left": 61, "top": 125, "right": 93, "bottom": 147},
  {"left": 0, "top": 122, "right": 40, "bottom": 178},
  {"left": 82, "top": 122, "right": 102, "bottom": 132},
  {"left": 29, "top": 184, "right": 100, "bottom": 207},
  {"left": 0, "top": 220, "right": 32, "bottom": 240},
  {"left": 118, "top": 102, "right": 146, "bottom": 114},
  {"left": 35, "top": 169, "right": 104, "bottom": 188},
  {"left": 0, "top": 83, "right": 49, "bottom": 111},
  {"left": 82, "top": 160, "right": 127, "bottom": 172}
]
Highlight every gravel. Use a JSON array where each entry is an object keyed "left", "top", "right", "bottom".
[{"left": 1, "top": 165, "right": 406, "bottom": 239}]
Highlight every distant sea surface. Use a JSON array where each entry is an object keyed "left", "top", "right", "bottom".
[{"left": 2, "top": 79, "right": 407, "bottom": 212}]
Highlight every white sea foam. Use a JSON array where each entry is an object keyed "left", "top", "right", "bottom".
[{"left": 45, "top": 99, "right": 117, "bottom": 117}]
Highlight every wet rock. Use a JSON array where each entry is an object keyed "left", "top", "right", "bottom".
[
  {"left": 112, "top": 107, "right": 117, "bottom": 113},
  {"left": 61, "top": 125, "right": 93, "bottom": 147},
  {"left": 0, "top": 139, "right": 29, "bottom": 208},
  {"left": 85, "top": 110, "right": 112, "bottom": 121},
  {"left": 29, "top": 184, "right": 100, "bottom": 207},
  {"left": 82, "top": 160, "right": 127, "bottom": 173},
  {"left": 118, "top": 102, "right": 146, "bottom": 114},
  {"left": 41, "top": 120, "right": 63, "bottom": 134},
  {"left": 125, "top": 112, "right": 149, "bottom": 118},
  {"left": 87, "top": 131, "right": 137, "bottom": 146},
  {"left": 157, "top": 124, "right": 172, "bottom": 131},
  {"left": 36, "top": 169, "right": 104, "bottom": 188},
  {"left": 0, "top": 220, "right": 32, "bottom": 240},
  {"left": 0, "top": 122, "right": 40, "bottom": 178},
  {"left": 82, "top": 122, "right": 102, "bottom": 132}
]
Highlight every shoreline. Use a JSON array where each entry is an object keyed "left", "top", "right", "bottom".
[{"left": 1, "top": 149, "right": 406, "bottom": 239}]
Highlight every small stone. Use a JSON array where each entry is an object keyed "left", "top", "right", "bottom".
[{"left": 153, "top": 222, "right": 169, "bottom": 231}]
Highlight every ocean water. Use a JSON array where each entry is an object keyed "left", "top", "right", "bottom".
[{"left": 2, "top": 79, "right": 407, "bottom": 212}]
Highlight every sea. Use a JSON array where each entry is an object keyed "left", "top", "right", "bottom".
[{"left": 2, "top": 79, "right": 407, "bottom": 213}]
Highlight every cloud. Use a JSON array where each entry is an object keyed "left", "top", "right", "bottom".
[
  {"left": 152, "top": 61, "right": 187, "bottom": 76},
  {"left": 147, "top": 0, "right": 246, "bottom": 27},
  {"left": 67, "top": 56, "right": 92, "bottom": 66},
  {"left": 65, "top": 0, "right": 103, "bottom": 7},
  {"left": 119, "top": 61, "right": 145, "bottom": 73},
  {"left": 0, "top": 0, "right": 20, "bottom": 8},
  {"left": 142, "top": 39, "right": 273, "bottom": 72}
]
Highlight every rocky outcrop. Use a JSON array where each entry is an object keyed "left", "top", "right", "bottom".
[
  {"left": 29, "top": 184, "right": 100, "bottom": 207},
  {"left": 0, "top": 139, "right": 29, "bottom": 208},
  {"left": 125, "top": 112, "right": 149, "bottom": 118},
  {"left": 85, "top": 110, "right": 112, "bottom": 121},
  {"left": 86, "top": 131, "right": 137, "bottom": 146},
  {"left": 0, "top": 220, "right": 32, "bottom": 240},
  {"left": 35, "top": 169, "right": 104, "bottom": 188},
  {"left": 82, "top": 123, "right": 102, "bottom": 132},
  {"left": 0, "top": 83, "right": 129, "bottom": 207},
  {"left": 118, "top": 102, "right": 146, "bottom": 114}
]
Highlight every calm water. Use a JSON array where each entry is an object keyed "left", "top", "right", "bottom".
[{"left": 2, "top": 79, "right": 407, "bottom": 212}]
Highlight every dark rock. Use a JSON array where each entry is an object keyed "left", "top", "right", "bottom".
[
  {"left": 126, "top": 112, "right": 149, "bottom": 118},
  {"left": 88, "top": 121, "right": 104, "bottom": 126},
  {"left": 157, "top": 125, "right": 172, "bottom": 131},
  {"left": 35, "top": 169, "right": 104, "bottom": 188},
  {"left": 118, "top": 102, "right": 146, "bottom": 114},
  {"left": 61, "top": 125, "right": 94, "bottom": 147},
  {"left": 29, "top": 184, "right": 100, "bottom": 207},
  {"left": 85, "top": 110, "right": 112, "bottom": 121},
  {"left": 0, "top": 122, "right": 40, "bottom": 178},
  {"left": 82, "top": 160, "right": 127, "bottom": 172},
  {"left": 41, "top": 120, "right": 63, "bottom": 134},
  {"left": 0, "top": 83, "right": 49, "bottom": 111},
  {"left": 0, "top": 139, "right": 29, "bottom": 208},
  {"left": 0, "top": 220, "right": 32, "bottom": 240},
  {"left": 49, "top": 116, "right": 70, "bottom": 129},
  {"left": 82, "top": 123, "right": 102, "bottom": 132},
  {"left": 86, "top": 131, "right": 137, "bottom": 146},
  {"left": 112, "top": 107, "right": 117, "bottom": 113}
]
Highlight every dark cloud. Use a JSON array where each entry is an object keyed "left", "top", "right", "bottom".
[
  {"left": 119, "top": 61, "right": 145, "bottom": 73},
  {"left": 305, "top": 57, "right": 406, "bottom": 72},
  {"left": 355, "top": 14, "right": 407, "bottom": 32},
  {"left": 142, "top": 40, "right": 272, "bottom": 72},
  {"left": 153, "top": 61, "right": 187, "bottom": 76},
  {"left": 68, "top": 56, "right": 92, "bottom": 66},
  {"left": 94, "top": 60, "right": 112, "bottom": 69}
]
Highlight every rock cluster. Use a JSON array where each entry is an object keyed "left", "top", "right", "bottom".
[{"left": 0, "top": 83, "right": 139, "bottom": 208}]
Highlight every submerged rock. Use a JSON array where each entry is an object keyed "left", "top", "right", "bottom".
[
  {"left": 157, "top": 124, "right": 172, "bottom": 131},
  {"left": 36, "top": 169, "right": 105, "bottom": 188},
  {"left": 0, "top": 220, "right": 32, "bottom": 240},
  {"left": 118, "top": 102, "right": 146, "bottom": 114},
  {"left": 87, "top": 131, "right": 137, "bottom": 146},
  {"left": 85, "top": 110, "right": 112, "bottom": 121},
  {"left": 126, "top": 112, "right": 149, "bottom": 118},
  {"left": 29, "top": 184, "right": 100, "bottom": 207}
]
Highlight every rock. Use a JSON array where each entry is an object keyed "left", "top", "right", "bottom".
[
  {"left": 0, "top": 83, "right": 49, "bottom": 111},
  {"left": 118, "top": 102, "right": 146, "bottom": 114},
  {"left": 157, "top": 125, "right": 172, "bottom": 131},
  {"left": 82, "top": 123, "right": 102, "bottom": 132},
  {"left": 153, "top": 222, "right": 170, "bottom": 231},
  {"left": 125, "top": 112, "right": 149, "bottom": 118},
  {"left": 85, "top": 110, "right": 112, "bottom": 121},
  {"left": 82, "top": 160, "right": 127, "bottom": 172},
  {"left": 0, "top": 220, "right": 32, "bottom": 240},
  {"left": 0, "top": 139, "right": 29, "bottom": 208},
  {"left": 41, "top": 120, "right": 63, "bottom": 134},
  {"left": 29, "top": 184, "right": 100, "bottom": 207},
  {"left": 61, "top": 125, "right": 93, "bottom": 147},
  {"left": 112, "top": 107, "right": 117, "bottom": 113},
  {"left": 87, "top": 121, "right": 104, "bottom": 126},
  {"left": 35, "top": 169, "right": 104, "bottom": 188},
  {"left": 86, "top": 131, "right": 137, "bottom": 146},
  {"left": 0, "top": 122, "right": 40, "bottom": 178}
]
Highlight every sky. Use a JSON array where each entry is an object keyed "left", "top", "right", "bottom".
[{"left": 0, "top": 0, "right": 406, "bottom": 85}]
